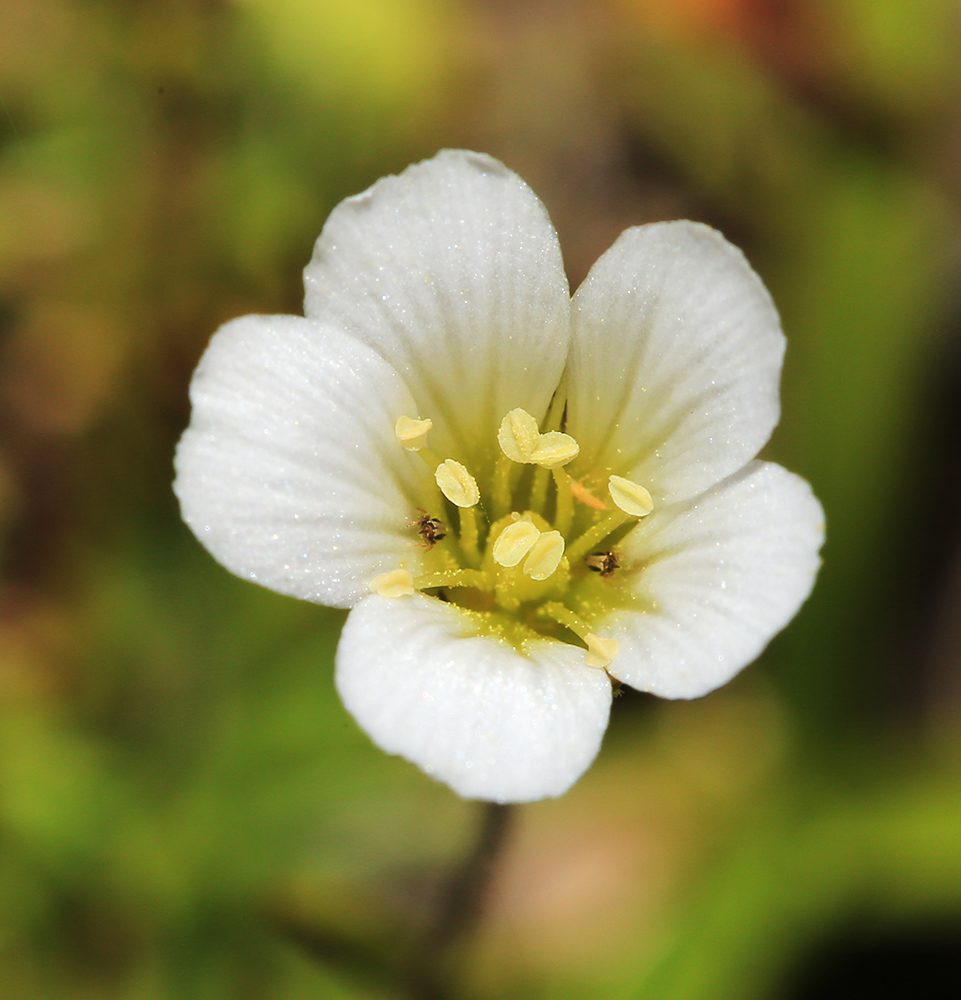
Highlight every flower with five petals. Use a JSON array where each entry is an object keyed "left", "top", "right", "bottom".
[{"left": 174, "top": 150, "right": 823, "bottom": 803}]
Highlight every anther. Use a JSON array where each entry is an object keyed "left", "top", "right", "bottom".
[
  {"left": 585, "top": 634, "right": 618, "bottom": 668},
  {"left": 497, "top": 408, "right": 579, "bottom": 468},
  {"left": 492, "top": 520, "right": 540, "bottom": 568},
  {"left": 369, "top": 569, "right": 415, "bottom": 598},
  {"left": 608, "top": 475, "right": 654, "bottom": 517},
  {"left": 524, "top": 530, "right": 565, "bottom": 581},
  {"left": 435, "top": 459, "right": 480, "bottom": 508},
  {"left": 498, "top": 408, "right": 541, "bottom": 462},
  {"left": 530, "top": 431, "right": 579, "bottom": 469},
  {"left": 395, "top": 415, "right": 432, "bottom": 451}
]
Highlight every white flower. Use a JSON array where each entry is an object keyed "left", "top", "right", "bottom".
[{"left": 174, "top": 150, "right": 824, "bottom": 804}]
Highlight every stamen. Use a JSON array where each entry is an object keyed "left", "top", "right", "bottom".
[
  {"left": 551, "top": 466, "right": 574, "bottom": 536},
  {"left": 491, "top": 453, "right": 514, "bottom": 520},
  {"left": 540, "top": 602, "right": 618, "bottom": 668},
  {"left": 394, "top": 415, "right": 433, "bottom": 451},
  {"left": 608, "top": 475, "right": 654, "bottom": 517},
  {"left": 369, "top": 569, "right": 415, "bottom": 598},
  {"left": 498, "top": 408, "right": 541, "bottom": 463},
  {"left": 492, "top": 519, "right": 540, "bottom": 568},
  {"left": 565, "top": 510, "right": 631, "bottom": 564},
  {"left": 529, "top": 463, "right": 551, "bottom": 514},
  {"left": 415, "top": 568, "right": 491, "bottom": 591},
  {"left": 529, "top": 431, "right": 579, "bottom": 469},
  {"left": 585, "top": 634, "right": 619, "bottom": 669},
  {"left": 540, "top": 600, "right": 591, "bottom": 638},
  {"left": 458, "top": 505, "right": 482, "bottom": 566},
  {"left": 524, "top": 530, "right": 565, "bottom": 581},
  {"left": 497, "top": 408, "right": 578, "bottom": 468},
  {"left": 435, "top": 459, "right": 480, "bottom": 508}
]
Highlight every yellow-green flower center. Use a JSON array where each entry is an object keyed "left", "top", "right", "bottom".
[{"left": 371, "top": 402, "right": 655, "bottom": 668}]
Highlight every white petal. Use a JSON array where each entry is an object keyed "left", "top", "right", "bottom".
[
  {"left": 567, "top": 222, "right": 784, "bottom": 504},
  {"left": 606, "top": 461, "right": 824, "bottom": 699},
  {"left": 336, "top": 595, "right": 612, "bottom": 802},
  {"left": 174, "top": 315, "right": 434, "bottom": 608},
  {"left": 303, "top": 150, "right": 570, "bottom": 475}
]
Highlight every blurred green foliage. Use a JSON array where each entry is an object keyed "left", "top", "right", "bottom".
[{"left": 1, "top": 1, "right": 960, "bottom": 998}]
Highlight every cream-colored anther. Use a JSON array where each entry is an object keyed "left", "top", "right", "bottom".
[
  {"left": 369, "top": 569, "right": 415, "bottom": 598},
  {"left": 435, "top": 459, "right": 480, "bottom": 508},
  {"left": 498, "top": 408, "right": 541, "bottom": 463},
  {"left": 492, "top": 520, "right": 540, "bottom": 568},
  {"left": 498, "top": 408, "right": 579, "bottom": 469},
  {"left": 608, "top": 475, "right": 654, "bottom": 517},
  {"left": 530, "top": 430, "right": 579, "bottom": 468},
  {"left": 394, "top": 415, "right": 432, "bottom": 451},
  {"left": 585, "top": 634, "right": 618, "bottom": 668},
  {"left": 524, "top": 530, "right": 565, "bottom": 581}
]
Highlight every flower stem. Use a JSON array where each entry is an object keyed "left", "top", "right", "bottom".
[{"left": 406, "top": 802, "right": 514, "bottom": 1000}]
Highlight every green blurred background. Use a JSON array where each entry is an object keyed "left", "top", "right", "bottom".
[{"left": 2, "top": 0, "right": 961, "bottom": 997}]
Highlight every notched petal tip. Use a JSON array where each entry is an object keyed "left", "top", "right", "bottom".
[{"left": 336, "top": 596, "right": 613, "bottom": 802}]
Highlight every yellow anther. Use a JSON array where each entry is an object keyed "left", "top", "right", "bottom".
[
  {"left": 530, "top": 430, "right": 579, "bottom": 468},
  {"left": 524, "top": 530, "right": 565, "bottom": 581},
  {"left": 394, "top": 415, "right": 432, "bottom": 451},
  {"left": 585, "top": 634, "right": 618, "bottom": 668},
  {"left": 498, "top": 407, "right": 579, "bottom": 469},
  {"left": 369, "top": 569, "right": 415, "bottom": 598},
  {"left": 492, "top": 519, "right": 540, "bottom": 568},
  {"left": 497, "top": 408, "right": 541, "bottom": 463},
  {"left": 435, "top": 459, "right": 480, "bottom": 508},
  {"left": 608, "top": 475, "right": 654, "bottom": 517}
]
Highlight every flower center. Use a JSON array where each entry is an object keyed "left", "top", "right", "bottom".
[{"left": 370, "top": 402, "right": 654, "bottom": 669}]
